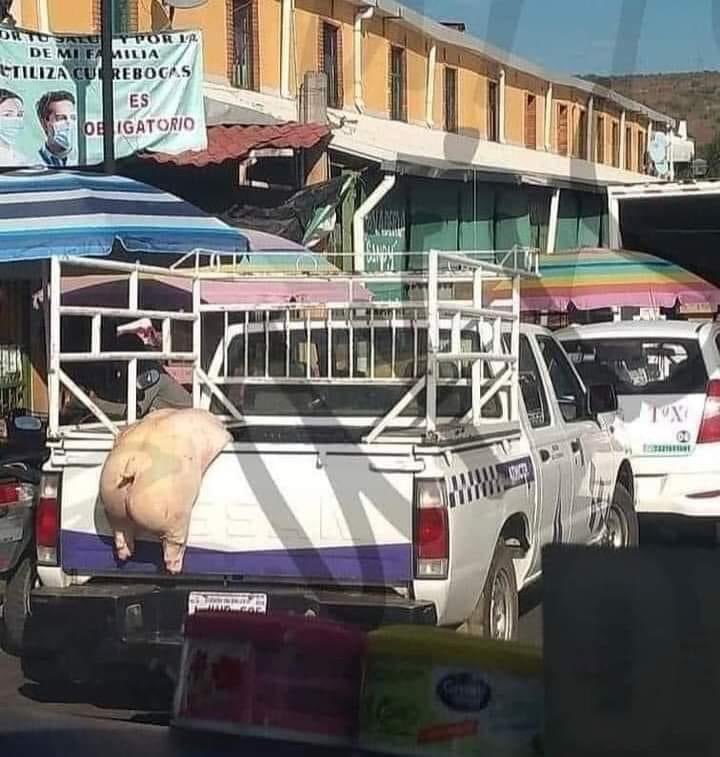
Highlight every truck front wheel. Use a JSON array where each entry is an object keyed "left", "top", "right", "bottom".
[{"left": 458, "top": 540, "right": 519, "bottom": 641}]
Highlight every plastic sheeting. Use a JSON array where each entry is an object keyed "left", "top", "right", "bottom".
[{"left": 221, "top": 175, "right": 356, "bottom": 245}]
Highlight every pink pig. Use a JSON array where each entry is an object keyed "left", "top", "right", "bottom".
[{"left": 99, "top": 408, "right": 231, "bottom": 574}]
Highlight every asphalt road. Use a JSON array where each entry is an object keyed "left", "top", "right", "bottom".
[
  {"left": 0, "top": 595, "right": 543, "bottom": 724},
  {"left": 0, "top": 517, "right": 708, "bottom": 755},
  {"left": 0, "top": 601, "right": 544, "bottom": 757}
]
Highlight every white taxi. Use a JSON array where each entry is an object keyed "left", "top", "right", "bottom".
[{"left": 557, "top": 320, "right": 720, "bottom": 520}]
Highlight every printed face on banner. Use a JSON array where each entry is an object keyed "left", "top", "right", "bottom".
[{"left": 0, "top": 28, "right": 207, "bottom": 167}]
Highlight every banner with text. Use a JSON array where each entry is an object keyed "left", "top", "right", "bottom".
[{"left": 0, "top": 28, "right": 206, "bottom": 168}]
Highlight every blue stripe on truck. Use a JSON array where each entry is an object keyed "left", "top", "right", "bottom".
[
  {"left": 60, "top": 530, "right": 413, "bottom": 583},
  {"left": 447, "top": 456, "right": 535, "bottom": 507}
]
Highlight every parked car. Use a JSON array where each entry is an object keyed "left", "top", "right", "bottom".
[{"left": 558, "top": 320, "right": 720, "bottom": 524}]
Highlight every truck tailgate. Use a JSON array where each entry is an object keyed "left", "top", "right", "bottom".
[{"left": 58, "top": 445, "right": 414, "bottom": 585}]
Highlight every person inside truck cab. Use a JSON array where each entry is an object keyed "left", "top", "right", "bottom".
[{"left": 62, "top": 332, "right": 192, "bottom": 422}]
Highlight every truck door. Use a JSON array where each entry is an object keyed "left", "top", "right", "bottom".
[
  {"left": 518, "top": 335, "right": 574, "bottom": 576},
  {"left": 536, "top": 334, "right": 613, "bottom": 545}
]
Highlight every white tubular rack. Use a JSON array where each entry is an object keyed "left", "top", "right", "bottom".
[{"left": 46, "top": 249, "right": 538, "bottom": 444}]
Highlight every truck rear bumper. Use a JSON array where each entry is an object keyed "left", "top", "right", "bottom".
[{"left": 23, "top": 582, "right": 437, "bottom": 669}]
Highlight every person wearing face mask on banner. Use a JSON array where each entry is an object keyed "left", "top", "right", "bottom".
[
  {"left": 0, "top": 89, "right": 28, "bottom": 166},
  {"left": 36, "top": 90, "right": 77, "bottom": 167}
]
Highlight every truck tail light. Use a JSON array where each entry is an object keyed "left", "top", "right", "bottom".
[
  {"left": 36, "top": 474, "right": 60, "bottom": 564},
  {"left": 698, "top": 380, "right": 720, "bottom": 444},
  {"left": 414, "top": 479, "right": 448, "bottom": 579},
  {"left": 0, "top": 482, "right": 33, "bottom": 508}
]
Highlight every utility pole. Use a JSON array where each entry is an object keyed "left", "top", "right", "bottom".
[{"left": 101, "top": 0, "right": 115, "bottom": 174}]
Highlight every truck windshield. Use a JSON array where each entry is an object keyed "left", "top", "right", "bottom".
[{"left": 561, "top": 338, "right": 708, "bottom": 395}]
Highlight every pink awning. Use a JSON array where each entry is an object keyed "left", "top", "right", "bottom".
[{"left": 57, "top": 273, "right": 371, "bottom": 308}]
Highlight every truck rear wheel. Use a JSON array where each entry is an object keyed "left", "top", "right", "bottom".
[
  {"left": 1, "top": 556, "right": 35, "bottom": 655},
  {"left": 458, "top": 540, "right": 519, "bottom": 641},
  {"left": 604, "top": 483, "right": 638, "bottom": 548}
]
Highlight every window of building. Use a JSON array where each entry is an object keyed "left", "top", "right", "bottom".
[
  {"left": 488, "top": 80, "right": 499, "bottom": 141},
  {"left": 319, "top": 21, "right": 342, "bottom": 109},
  {"left": 444, "top": 66, "right": 458, "bottom": 133},
  {"left": 611, "top": 120, "right": 620, "bottom": 167},
  {"left": 230, "top": 0, "right": 257, "bottom": 91},
  {"left": 557, "top": 104, "right": 569, "bottom": 156},
  {"left": 525, "top": 94, "right": 537, "bottom": 149},
  {"left": 389, "top": 46, "right": 407, "bottom": 122},
  {"left": 95, "top": 0, "right": 136, "bottom": 33},
  {"left": 638, "top": 130, "right": 647, "bottom": 172},
  {"left": 595, "top": 114, "right": 605, "bottom": 163},
  {"left": 113, "top": 0, "right": 132, "bottom": 32},
  {"left": 625, "top": 126, "right": 633, "bottom": 170},
  {"left": 575, "top": 108, "right": 587, "bottom": 159}
]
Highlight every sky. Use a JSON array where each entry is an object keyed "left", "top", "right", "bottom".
[{"left": 402, "top": 0, "right": 720, "bottom": 75}]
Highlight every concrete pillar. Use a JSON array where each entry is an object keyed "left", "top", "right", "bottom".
[{"left": 544, "top": 83, "right": 553, "bottom": 151}]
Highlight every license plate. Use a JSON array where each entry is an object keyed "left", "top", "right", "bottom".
[
  {"left": 187, "top": 591, "right": 267, "bottom": 616},
  {"left": 0, "top": 525, "right": 23, "bottom": 545}
]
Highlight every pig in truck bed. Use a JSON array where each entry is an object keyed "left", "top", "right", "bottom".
[{"left": 16, "top": 250, "right": 636, "bottom": 682}]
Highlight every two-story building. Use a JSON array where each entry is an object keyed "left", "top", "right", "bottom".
[{"left": 7, "top": 0, "right": 690, "bottom": 269}]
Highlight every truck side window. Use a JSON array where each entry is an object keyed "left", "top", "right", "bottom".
[
  {"left": 537, "top": 335, "right": 588, "bottom": 423},
  {"left": 519, "top": 336, "right": 550, "bottom": 429}
]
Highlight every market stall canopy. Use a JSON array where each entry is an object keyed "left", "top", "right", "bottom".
[
  {"left": 0, "top": 170, "right": 249, "bottom": 263},
  {"left": 56, "top": 241, "right": 371, "bottom": 307},
  {"left": 484, "top": 249, "right": 720, "bottom": 311}
]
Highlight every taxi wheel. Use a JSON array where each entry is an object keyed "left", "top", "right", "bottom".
[{"left": 605, "top": 483, "right": 639, "bottom": 548}]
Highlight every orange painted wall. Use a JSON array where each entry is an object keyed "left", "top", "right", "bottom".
[
  {"left": 18, "top": 0, "right": 40, "bottom": 30},
  {"left": 293, "top": 1, "right": 319, "bottom": 96},
  {"left": 504, "top": 84, "right": 526, "bottom": 146},
  {"left": 257, "top": 0, "right": 281, "bottom": 92},
  {"left": 363, "top": 17, "right": 389, "bottom": 115},
  {"left": 405, "top": 30, "right": 427, "bottom": 124},
  {"left": 172, "top": 0, "right": 229, "bottom": 80},
  {"left": 458, "top": 67, "right": 484, "bottom": 139},
  {"left": 48, "top": 0, "right": 94, "bottom": 33}
]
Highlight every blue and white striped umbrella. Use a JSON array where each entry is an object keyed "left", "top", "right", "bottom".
[{"left": 0, "top": 169, "right": 249, "bottom": 262}]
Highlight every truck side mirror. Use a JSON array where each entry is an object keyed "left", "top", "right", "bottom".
[{"left": 589, "top": 383, "right": 618, "bottom": 415}]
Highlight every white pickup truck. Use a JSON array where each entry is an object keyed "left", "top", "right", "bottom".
[{"left": 17, "top": 251, "right": 636, "bottom": 681}]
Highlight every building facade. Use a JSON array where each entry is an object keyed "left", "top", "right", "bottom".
[{"left": 7, "top": 0, "right": 690, "bottom": 263}]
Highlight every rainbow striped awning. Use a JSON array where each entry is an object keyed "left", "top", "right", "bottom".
[{"left": 485, "top": 249, "right": 720, "bottom": 311}]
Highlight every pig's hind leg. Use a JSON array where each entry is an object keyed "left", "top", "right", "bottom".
[
  {"left": 162, "top": 539, "right": 187, "bottom": 575},
  {"left": 113, "top": 522, "right": 136, "bottom": 561}
]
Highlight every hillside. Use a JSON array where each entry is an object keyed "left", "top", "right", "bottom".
[{"left": 585, "top": 72, "right": 720, "bottom": 150}]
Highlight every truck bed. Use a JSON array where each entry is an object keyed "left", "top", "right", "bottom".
[{"left": 55, "top": 439, "right": 416, "bottom": 586}]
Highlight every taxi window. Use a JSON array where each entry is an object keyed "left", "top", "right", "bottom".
[{"left": 562, "top": 338, "right": 707, "bottom": 396}]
